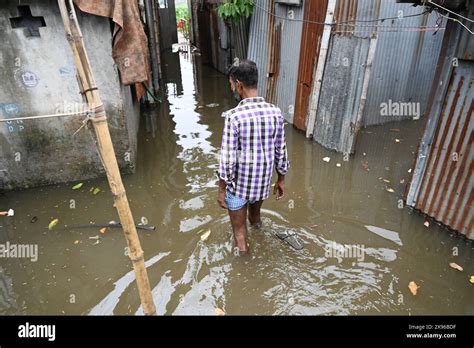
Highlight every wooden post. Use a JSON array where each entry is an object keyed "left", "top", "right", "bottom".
[{"left": 58, "top": 0, "right": 156, "bottom": 315}]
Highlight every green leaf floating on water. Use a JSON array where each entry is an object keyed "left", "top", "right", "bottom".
[
  {"left": 92, "top": 187, "right": 101, "bottom": 195},
  {"left": 48, "top": 218, "right": 59, "bottom": 230},
  {"left": 72, "top": 183, "right": 83, "bottom": 190}
]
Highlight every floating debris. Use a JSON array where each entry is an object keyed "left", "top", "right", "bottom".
[
  {"left": 408, "top": 281, "right": 420, "bottom": 295},
  {"left": 423, "top": 221, "right": 430, "bottom": 228},
  {"left": 449, "top": 262, "right": 463, "bottom": 272},
  {"left": 48, "top": 218, "right": 59, "bottom": 230},
  {"left": 214, "top": 307, "right": 226, "bottom": 316},
  {"left": 72, "top": 183, "right": 83, "bottom": 190},
  {"left": 322, "top": 157, "right": 331, "bottom": 163},
  {"left": 200, "top": 229, "right": 211, "bottom": 242},
  {"left": 206, "top": 103, "right": 220, "bottom": 108}
]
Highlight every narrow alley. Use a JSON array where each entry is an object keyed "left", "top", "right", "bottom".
[{"left": 1, "top": 47, "right": 472, "bottom": 316}]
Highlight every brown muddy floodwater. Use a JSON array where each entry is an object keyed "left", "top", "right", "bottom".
[{"left": 0, "top": 49, "right": 473, "bottom": 315}]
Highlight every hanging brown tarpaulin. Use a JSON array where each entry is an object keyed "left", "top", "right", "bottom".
[{"left": 73, "top": 0, "right": 151, "bottom": 100}]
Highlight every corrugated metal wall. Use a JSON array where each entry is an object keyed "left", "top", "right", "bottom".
[
  {"left": 407, "top": 11, "right": 474, "bottom": 239},
  {"left": 310, "top": 0, "right": 446, "bottom": 153},
  {"left": 416, "top": 60, "right": 473, "bottom": 238},
  {"left": 248, "top": 0, "right": 305, "bottom": 123},
  {"left": 363, "top": 2, "right": 445, "bottom": 126},
  {"left": 314, "top": 36, "right": 370, "bottom": 152}
]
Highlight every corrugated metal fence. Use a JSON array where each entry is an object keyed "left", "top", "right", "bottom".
[
  {"left": 248, "top": 0, "right": 305, "bottom": 123},
  {"left": 310, "top": 0, "right": 445, "bottom": 153}
]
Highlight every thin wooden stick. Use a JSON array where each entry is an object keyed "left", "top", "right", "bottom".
[{"left": 58, "top": 0, "right": 156, "bottom": 315}]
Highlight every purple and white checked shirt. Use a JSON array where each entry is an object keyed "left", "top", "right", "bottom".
[{"left": 219, "top": 97, "right": 290, "bottom": 201}]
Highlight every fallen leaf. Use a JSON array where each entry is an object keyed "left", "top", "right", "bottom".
[
  {"left": 336, "top": 163, "right": 341, "bottom": 167},
  {"left": 74, "top": 240, "right": 80, "bottom": 245},
  {"left": 469, "top": 276, "right": 474, "bottom": 284},
  {"left": 449, "top": 262, "right": 463, "bottom": 272},
  {"left": 386, "top": 188, "right": 395, "bottom": 193},
  {"left": 214, "top": 307, "right": 226, "bottom": 316},
  {"left": 200, "top": 229, "right": 211, "bottom": 242},
  {"left": 323, "top": 157, "right": 331, "bottom": 163},
  {"left": 395, "top": 139, "right": 400, "bottom": 143},
  {"left": 48, "top": 218, "right": 59, "bottom": 230},
  {"left": 72, "top": 183, "right": 83, "bottom": 190},
  {"left": 89, "top": 235, "right": 100, "bottom": 240},
  {"left": 400, "top": 179, "right": 405, "bottom": 184},
  {"left": 424, "top": 221, "right": 430, "bottom": 227},
  {"left": 408, "top": 281, "right": 420, "bottom": 295},
  {"left": 383, "top": 179, "right": 391, "bottom": 183},
  {"left": 92, "top": 187, "right": 101, "bottom": 195},
  {"left": 408, "top": 168, "right": 412, "bottom": 173},
  {"left": 92, "top": 240, "right": 100, "bottom": 246},
  {"left": 100, "top": 227, "right": 108, "bottom": 234},
  {"left": 90, "top": 187, "right": 95, "bottom": 192}
]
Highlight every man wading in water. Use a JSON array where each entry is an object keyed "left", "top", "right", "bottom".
[{"left": 217, "top": 60, "right": 290, "bottom": 254}]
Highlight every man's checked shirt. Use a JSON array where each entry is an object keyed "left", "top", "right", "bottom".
[{"left": 218, "top": 97, "right": 290, "bottom": 201}]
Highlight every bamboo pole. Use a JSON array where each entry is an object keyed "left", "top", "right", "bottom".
[{"left": 58, "top": 0, "right": 156, "bottom": 315}]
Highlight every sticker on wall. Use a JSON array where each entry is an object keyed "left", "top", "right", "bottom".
[
  {"left": 1, "top": 103, "right": 24, "bottom": 133},
  {"left": 59, "top": 66, "right": 74, "bottom": 76},
  {"left": 14, "top": 69, "right": 39, "bottom": 88},
  {"left": 4, "top": 103, "right": 21, "bottom": 115}
]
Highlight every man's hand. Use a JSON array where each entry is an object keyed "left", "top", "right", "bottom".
[
  {"left": 217, "top": 179, "right": 228, "bottom": 209},
  {"left": 273, "top": 175, "right": 285, "bottom": 200}
]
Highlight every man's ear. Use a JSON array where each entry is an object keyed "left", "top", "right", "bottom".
[{"left": 236, "top": 80, "right": 242, "bottom": 92}]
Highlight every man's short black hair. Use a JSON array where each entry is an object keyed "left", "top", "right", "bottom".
[{"left": 226, "top": 59, "right": 258, "bottom": 89}]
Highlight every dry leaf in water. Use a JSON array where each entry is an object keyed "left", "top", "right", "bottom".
[
  {"left": 423, "top": 221, "right": 430, "bottom": 227},
  {"left": 200, "top": 229, "right": 211, "bottom": 242},
  {"left": 100, "top": 227, "right": 108, "bottom": 234},
  {"left": 469, "top": 276, "right": 474, "bottom": 284},
  {"left": 74, "top": 240, "right": 80, "bottom": 245},
  {"left": 449, "top": 262, "right": 463, "bottom": 272},
  {"left": 214, "top": 307, "right": 226, "bottom": 316},
  {"left": 48, "top": 218, "right": 59, "bottom": 230},
  {"left": 408, "top": 281, "right": 420, "bottom": 295},
  {"left": 386, "top": 188, "right": 395, "bottom": 193}
]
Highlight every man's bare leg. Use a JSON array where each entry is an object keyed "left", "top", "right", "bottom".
[
  {"left": 248, "top": 201, "right": 263, "bottom": 229},
  {"left": 228, "top": 205, "right": 249, "bottom": 253}
]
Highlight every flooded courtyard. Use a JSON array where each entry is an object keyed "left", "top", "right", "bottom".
[{"left": 0, "top": 49, "right": 473, "bottom": 316}]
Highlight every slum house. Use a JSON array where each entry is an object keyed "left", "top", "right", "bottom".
[
  {"left": 0, "top": 0, "right": 156, "bottom": 191},
  {"left": 188, "top": 0, "right": 250, "bottom": 74},
  {"left": 247, "top": 0, "right": 444, "bottom": 153},
  {"left": 407, "top": 0, "right": 473, "bottom": 239},
  {"left": 245, "top": 0, "right": 472, "bottom": 238}
]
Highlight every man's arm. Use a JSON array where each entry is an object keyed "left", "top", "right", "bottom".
[
  {"left": 274, "top": 114, "right": 290, "bottom": 200},
  {"left": 217, "top": 115, "right": 238, "bottom": 209}
]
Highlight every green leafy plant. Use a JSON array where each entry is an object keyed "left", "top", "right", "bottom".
[{"left": 217, "top": 0, "right": 254, "bottom": 22}]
